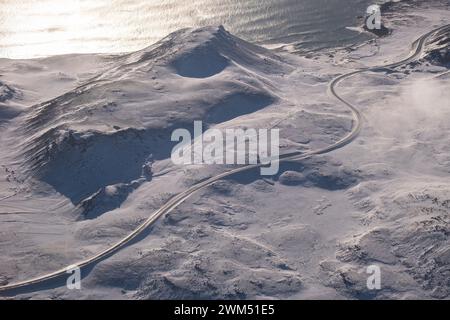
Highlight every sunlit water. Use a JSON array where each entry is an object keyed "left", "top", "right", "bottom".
[{"left": 0, "top": 0, "right": 382, "bottom": 59}]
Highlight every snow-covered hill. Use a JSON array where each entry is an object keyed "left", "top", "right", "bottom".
[{"left": 0, "top": 1, "right": 449, "bottom": 300}]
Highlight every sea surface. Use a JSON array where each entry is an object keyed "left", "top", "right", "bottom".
[{"left": 0, "top": 0, "right": 386, "bottom": 59}]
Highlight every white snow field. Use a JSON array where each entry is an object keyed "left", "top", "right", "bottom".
[{"left": 0, "top": 1, "right": 449, "bottom": 299}]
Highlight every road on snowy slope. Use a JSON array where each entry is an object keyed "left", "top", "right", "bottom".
[{"left": 1, "top": 24, "right": 449, "bottom": 294}]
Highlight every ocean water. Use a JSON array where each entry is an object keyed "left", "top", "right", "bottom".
[{"left": 0, "top": 0, "right": 383, "bottom": 59}]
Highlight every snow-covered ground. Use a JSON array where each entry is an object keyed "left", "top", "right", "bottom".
[{"left": 0, "top": 0, "right": 449, "bottom": 299}]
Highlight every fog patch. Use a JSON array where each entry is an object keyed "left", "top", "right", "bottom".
[{"left": 369, "top": 78, "right": 450, "bottom": 140}]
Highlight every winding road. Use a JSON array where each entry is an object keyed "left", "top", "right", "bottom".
[{"left": 0, "top": 24, "right": 449, "bottom": 294}]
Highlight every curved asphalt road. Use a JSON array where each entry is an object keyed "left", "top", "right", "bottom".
[{"left": 0, "top": 24, "right": 449, "bottom": 294}]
